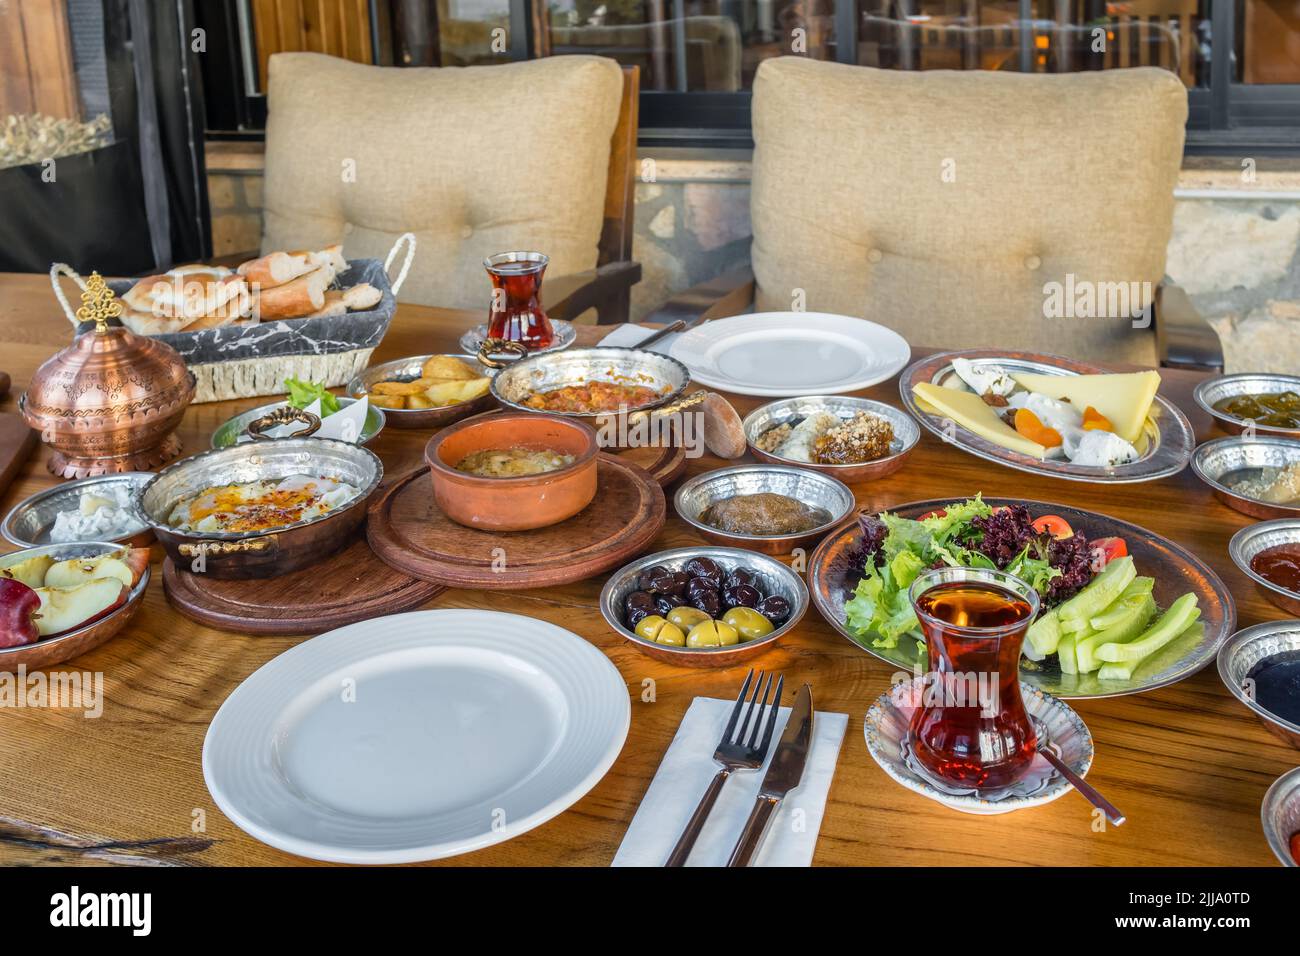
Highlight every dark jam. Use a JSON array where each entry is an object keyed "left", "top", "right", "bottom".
[
  {"left": 1249, "top": 543, "right": 1300, "bottom": 594},
  {"left": 1244, "top": 650, "right": 1300, "bottom": 727}
]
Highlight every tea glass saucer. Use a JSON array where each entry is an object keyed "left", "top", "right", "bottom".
[
  {"left": 459, "top": 319, "right": 576, "bottom": 357},
  {"left": 863, "top": 677, "right": 1094, "bottom": 815}
]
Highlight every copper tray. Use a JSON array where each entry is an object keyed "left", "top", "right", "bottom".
[
  {"left": 807, "top": 497, "right": 1236, "bottom": 699},
  {"left": 367, "top": 456, "right": 666, "bottom": 589}
]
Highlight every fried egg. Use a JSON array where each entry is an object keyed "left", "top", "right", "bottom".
[{"left": 167, "top": 475, "right": 358, "bottom": 533}]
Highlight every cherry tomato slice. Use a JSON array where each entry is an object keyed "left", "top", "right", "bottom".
[
  {"left": 919, "top": 508, "right": 947, "bottom": 521},
  {"left": 1031, "top": 515, "right": 1074, "bottom": 539},
  {"left": 1090, "top": 536, "right": 1129, "bottom": 567}
]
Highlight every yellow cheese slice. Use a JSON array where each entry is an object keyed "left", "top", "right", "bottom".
[
  {"left": 1009, "top": 371, "right": 1160, "bottom": 444},
  {"left": 912, "top": 383, "right": 1047, "bottom": 458}
]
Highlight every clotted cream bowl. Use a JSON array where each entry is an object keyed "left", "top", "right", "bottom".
[{"left": 137, "top": 439, "right": 383, "bottom": 579}]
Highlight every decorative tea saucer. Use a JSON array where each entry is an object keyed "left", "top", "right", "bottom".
[
  {"left": 863, "top": 678, "right": 1094, "bottom": 815},
  {"left": 459, "top": 319, "right": 576, "bottom": 357}
]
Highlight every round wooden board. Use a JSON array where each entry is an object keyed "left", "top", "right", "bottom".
[
  {"left": 367, "top": 454, "right": 667, "bottom": 589},
  {"left": 162, "top": 534, "right": 445, "bottom": 635},
  {"left": 613, "top": 441, "right": 687, "bottom": 486}
]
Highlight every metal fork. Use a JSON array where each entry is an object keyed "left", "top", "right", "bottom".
[{"left": 665, "top": 669, "right": 784, "bottom": 867}]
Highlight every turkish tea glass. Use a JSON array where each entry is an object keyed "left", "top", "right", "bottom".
[
  {"left": 906, "top": 566, "right": 1040, "bottom": 791},
  {"left": 484, "top": 251, "right": 554, "bottom": 350}
]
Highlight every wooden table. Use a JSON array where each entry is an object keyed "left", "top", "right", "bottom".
[{"left": 0, "top": 271, "right": 1294, "bottom": 867}]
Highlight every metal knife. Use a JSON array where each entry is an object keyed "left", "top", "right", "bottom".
[{"left": 725, "top": 683, "right": 814, "bottom": 867}]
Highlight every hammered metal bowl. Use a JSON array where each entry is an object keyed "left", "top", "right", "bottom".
[
  {"left": 346, "top": 354, "right": 498, "bottom": 429},
  {"left": 1192, "top": 436, "right": 1300, "bottom": 520},
  {"left": 138, "top": 439, "right": 383, "bottom": 579},
  {"left": 599, "top": 546, "right": 809, "bottom": 666},
  {"left": 0, "top": 541, "right": 149, "bottom": 671},
  {"left": 742, "top": 395, "right": 920, "bottom": 482},
  {"left": 1217, "top": 621, "right": 1300, "bottom": 750},
  {"left": 211, "top": 397, "right": 385, "bottom": 448},
  {"left": 490, "top": 346, "right": 690, "bottom": 423},
  {"left": 1261, "top": 766, "right": 1300, "bottom": 866},
  {"left": 674, "top": 464, "right": 856, "bottom": 555},
  {"left": 3, "top": 472, "right": 154, "bottom": 548},
  {"left": 1229, "top": 519, "right": 1300, "bottom": 616},
  {"left": 1195, "top": 373, "right": 1300, "bottom": 439}
]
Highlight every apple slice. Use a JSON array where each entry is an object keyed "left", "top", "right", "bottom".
[
  {"left": 1, "top": 554, "right": 53, "bottom": 589},
  {"left": 33, "top": 579, "right": 127, "bottom": 637},
  {"left": 0, "top": 578, "right": 41, "bottom": 648},
  {"left": 117, "top": 547, "right": 150, "bottom": 587},
  {"left": 43, "top": 548, "right": 148, "bottom": 590}
]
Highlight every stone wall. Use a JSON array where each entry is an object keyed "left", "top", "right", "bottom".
[{"left": 209, "top": 143, "right": 1300, "bottom": 371}]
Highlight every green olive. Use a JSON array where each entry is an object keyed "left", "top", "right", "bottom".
[
  {"left": 668, "top": 606, "right": 710, "bottom": 631},
  {"left": 686, "top": 619, "right": 740, "bottom": 648},
  {"left": 722, "top": 607, "right": 775, "bottom": 642},
  {"left": 635, "top": 615, "right": 667, "bottom": 641},
  {"left": 655, "top": 623, "right": 686, "bottom": 646},
  {"left": 635, "top": 615, "right": 686, "bottom": 646}
]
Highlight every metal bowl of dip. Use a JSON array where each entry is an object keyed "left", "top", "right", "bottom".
[
  {"left": 1217, "top": 620, "right": 1300, "bottom": 751},
  {"left": 1192, "top": 436, "right": 1300, "bottom": 520},
  {"left": 1228, "top": 518, "right": 1300, "bottom": 616},
  {"left": 490, "top": 347, "right": 690, "bottom": 423},
  {"left": 2, "top": 473, "right": 154, "bottom": 548},
  {"left": 743, "top": 395, "right": 920, "bottom": 482},
  {"left": 1194, "top": 373, "right": 1300, "bottom": 440}
]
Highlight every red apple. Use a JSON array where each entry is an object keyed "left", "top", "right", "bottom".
[
  {"left": 0, "top": 578, "right": 41, "bottom": 648},
  {"left": 33, "top": 578, "right": 127, "bottom": 637},
  {"left": 120, "top": 547, "right": 150, "bottom": 587}
]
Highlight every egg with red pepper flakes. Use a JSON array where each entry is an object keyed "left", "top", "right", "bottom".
[{"left": 166, "top": 475, "right": 359, "bottom": 533}]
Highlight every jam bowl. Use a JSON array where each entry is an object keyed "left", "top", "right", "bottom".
[
  {"left": 1217, "top": 620, "right": 1300, "bottom": 751},
  {"left": 137, "top": 439, "right": 383, "bottom": 579},
  {"left": 1228, "top": 518, "right": 1300, "bottom": 616}
]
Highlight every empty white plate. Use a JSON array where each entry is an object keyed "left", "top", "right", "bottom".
[
  {"left": 669, "top": 312, "right": 911, "bottom": 397},
  {"left": 203, "top": 609, "right": 629, "bottom": 863}
]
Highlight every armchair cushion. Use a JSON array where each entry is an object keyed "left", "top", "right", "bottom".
[
  {"left": 261, "top": 53, "right": 624, "bottom": 309},
  {"left": 750, "top": 58, "right": 1187, "bottom": 365}
]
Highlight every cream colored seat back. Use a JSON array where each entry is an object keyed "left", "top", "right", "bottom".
[
  {"left": 750, "top": 58, "right": 1187, "bottom": 365},
  {"left": 261, "top": 54, "right": 625, "bottom": 309}
]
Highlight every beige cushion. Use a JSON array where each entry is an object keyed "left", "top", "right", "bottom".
[
  {"left": 261, "top": 54, "right": 624, "bottom": 309},
  {"left": 751, "top": 58, "right": 1188, "bottom": 365}
]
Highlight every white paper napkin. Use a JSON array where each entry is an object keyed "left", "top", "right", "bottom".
[
  {"left": 238, "top": 396, "right": 370, "bottom": 444},
  {"left": 612, "top": 696, "right": 848, "bottom": 867},
  {"left": 598, "top": 322, "right": 683, "bottom": 355}
]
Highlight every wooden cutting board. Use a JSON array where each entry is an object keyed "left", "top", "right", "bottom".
[
  {"left": 162, "top": 533, "right": 445, "bottom": 635},
  {"left": 0, "top": 412, "right": 37, "bottom": 501},
  {"left": 367, "top": 455, "right": 666, "bottom": 589}
]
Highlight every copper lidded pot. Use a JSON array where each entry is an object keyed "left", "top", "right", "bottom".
[{"left": 21, "top": 272, "right": 195, "bottom": 479}]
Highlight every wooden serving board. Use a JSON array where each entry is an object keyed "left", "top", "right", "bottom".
[
  {"left": 0, "top": 412, "right": 37, "bottom": 500},
  {"left": 162, "top": 534, "right": 445, "bottom": 635},
  {"left": 367, "top": 455, "right": 666, "bottom": 589},
  {"left": 614, "top": 441, "right": 687, "bottom": 486}
]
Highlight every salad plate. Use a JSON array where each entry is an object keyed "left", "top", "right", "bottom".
[
  {"left": 864, "top": 678, "right": 1093, "bottom": 815},
  {"left": 900, "top": 349, "right": 1194, "bottom": 483},
  {"left": 668, "top": 312, "right": 911, "bottom": 397},
  {"left": 203, "top": 609, "right": 629, "bottom": 863},
  {"left": 809, "top": 496, "right": 1235, "bottom": 699}
]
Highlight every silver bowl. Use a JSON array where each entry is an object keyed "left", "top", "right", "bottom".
[
  {"left": 1262, "top": 766, "right": 1300, "bottom": 866},
  {"left": 674, "top": 464, "right": 856, "bottom": 555},
  {"left": 1192, "top": 436, "right": 1300, "bottom": 520},
  {"left": 490, "top": 346, "right": 690, "bottom": 422},
  {"left": 599, "top": 546, "right": 809, "bottom": 666},
  {"left": 2, "top": 472, "right": 154, "bottom": 548},
  {"left": 346, "top": 353, "right": 498, "bottom": 429},
  {"left": 211, "top": 397, "right": 385, "bottom": 448},
  {"left": 1195, "top": 373, "right": 1300, "bottom": 439},
  {"left": 1228, "top": 519, "right": 1300, "bottom": 616},
  {"left": 138, "top": 439, "right": 383, "bottom": 579},
  {"left": 742, "top": 395, "right": 920, "bottom": 482},
  {"left": 0, "top": 541, "right": 149, "bottom": 671},
  {"left": 1217, "top": 621, "right": 1300, "bottom": 750}
]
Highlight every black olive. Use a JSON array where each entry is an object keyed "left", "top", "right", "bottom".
[
  {"left": 626, "top": 605, "right": 652, "bottom": 628},
  {"left": 637, "top": 566, "right": 667, "bottom": 590},
  {"left": 725, "top": 567, "right": 759, "bottom": 590},
  {"left": 755, "top": 595, "right": 791, "bottom": 624},
  {"left": 723, "top": 583, "right": 761, "bottom": 609},
  {"left": 625, "top": 591, "right": 654, "bottom": 614},
  {"left": 684, "top": 556, "right": 723, "bottom": 587},
  {"left": 644, "top": 569, "right": 679, "bottom": 595},
  {"left": 690, "top": 588, "right": 721, "bottom": 618},
  {"left": 654, "top": 593, "right": 686, "bottom": 616},
  {"left": 686, "top": 576, "right": 718, "bottom": 604},
  {"left": 668, "top": 571, "right": 691, "bottom": 596}
]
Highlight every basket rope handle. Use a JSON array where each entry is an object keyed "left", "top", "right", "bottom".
[
  {"left": 50, "top": 262, "right": 89, "bottom": 327},
  {"left": 383, "top": 232, "right": 417, "bottom": 297}
]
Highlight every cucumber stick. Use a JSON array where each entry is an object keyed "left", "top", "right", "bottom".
[
  {"left": 1096, "top": 593, "right": 1200, "bottom": 665},
  {"left": 1026, "top": 607, "right": 1062, "bottom": 657},
  {"left": 1057, "top": 632, "right": 1079, "bottom": 675},
  {"left": 1089, "top": 577, "right": 1155, "bottom": 631},
  {"left": 1058, "top": 557, "right": 1137, "bottom": 626},
  {"left": 1074, "top": 594, "right": 1157, "bottom": 674}
]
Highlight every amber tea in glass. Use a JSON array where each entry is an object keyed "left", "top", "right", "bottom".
[
  {"left": 485, "top": 251, "right": 554, "bottom": 349},
  {"left": 906, "top": 567, "right": 1040, "bottom": 791}
]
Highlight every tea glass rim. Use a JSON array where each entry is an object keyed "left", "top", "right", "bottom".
[
  {"left": 484, "top": 251, "right": 549, "bottom": 274},
  {"left": 908, "top": 566, "right": 1040, "bottom": 639}
]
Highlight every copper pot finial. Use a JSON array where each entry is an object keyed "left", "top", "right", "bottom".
[{"left": 21, "top": 271, "right": 195, "bottom": 479}]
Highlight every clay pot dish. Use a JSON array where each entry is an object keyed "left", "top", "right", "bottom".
[{"left": 425, "top": 412, "right": 598, "bottom": 531}]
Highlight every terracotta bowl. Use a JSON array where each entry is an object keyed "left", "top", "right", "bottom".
[{"left": 425, "top": 412, "right": 599, "bottom": 531}]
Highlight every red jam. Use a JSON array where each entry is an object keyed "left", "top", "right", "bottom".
[{"left": 1250, "top": 543, "right": 1300, "bottom": 594}]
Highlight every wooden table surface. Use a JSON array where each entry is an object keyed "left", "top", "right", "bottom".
[{"left": 0, "top": 271, "right": 1295, "bottom": 867}]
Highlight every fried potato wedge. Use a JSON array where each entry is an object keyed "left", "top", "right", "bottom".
[
  {"left": 423, "top": 377, "right": 490, "bottom": 407},
  {"left": 421, "top": 355, "right": 477, "bottom": 381},
  {"left": 369, "top": 393, "right": 407, "bottom": 409}
]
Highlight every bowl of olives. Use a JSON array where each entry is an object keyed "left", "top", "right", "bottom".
[{"left": 599, "top": 546, "right": 809, "bottom": 666}]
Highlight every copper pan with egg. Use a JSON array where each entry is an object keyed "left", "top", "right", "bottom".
[{"left": 137, "top": 438, "right": 383, "bottom": 579}]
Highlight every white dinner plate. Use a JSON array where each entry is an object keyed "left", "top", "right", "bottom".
[
  {"left": 203, "top": 609, "right": 629, "bottom": 863},
  {"left": 669, "top": 312, "right": 911, "bottom": 397}
]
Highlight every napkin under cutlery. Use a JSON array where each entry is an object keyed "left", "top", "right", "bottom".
[
  {"left": 598, "top": 323, "right": 683, "bottom": 355},
  {"left": 613, "top": 696, "right": 848, "bottom": 867}
]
